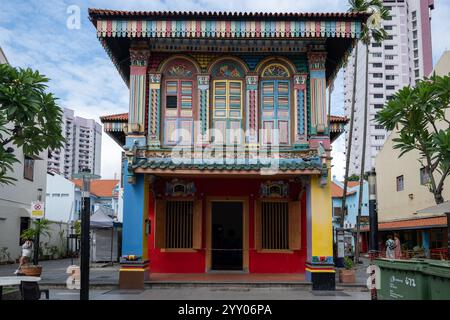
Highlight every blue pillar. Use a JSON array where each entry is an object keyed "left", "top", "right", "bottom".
[{"left": 122, "top": 166, "right": 146, "bottom": 257}]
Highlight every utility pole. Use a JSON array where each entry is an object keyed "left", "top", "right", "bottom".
[
  {"left": 33, "top": 188, "right": 43, "bottom": 265},
  {"left": 368, "top": 169, "right": 379, "bottom": 253},
  {"left": 73, "top": 168, "right": 100, "bottom": 301},
  {"left": 368, "top": 169, "right": 378, "bottom": 301}
]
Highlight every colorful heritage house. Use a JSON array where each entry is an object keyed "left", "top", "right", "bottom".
[{"left": 91, "top": 9, "right": 365, "bottom": 290}]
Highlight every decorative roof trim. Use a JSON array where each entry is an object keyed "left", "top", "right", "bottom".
[
  {"left": 88, "top": 9, "right": 369, "bottom": 20},
  {"left": 93, "top": 19, "right": 362, "bottom": 39}
]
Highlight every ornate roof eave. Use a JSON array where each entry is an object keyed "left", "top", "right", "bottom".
[{"left": 89, "top": 9, "right": 368, "bottom": 87}]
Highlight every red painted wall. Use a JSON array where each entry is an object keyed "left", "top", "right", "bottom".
[{"left": 147, "top": 178, "right": 306, "bottom": 273}]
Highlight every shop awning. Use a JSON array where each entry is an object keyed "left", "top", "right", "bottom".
[
  {"left": 90, "top": 207, "right": 114, "bottom": 229},
  {"left": 417, "top": 201, "right": 450, "bottom": 215},
  {"left": 358, "top": 216, "right": 448, "bottom": 232}
]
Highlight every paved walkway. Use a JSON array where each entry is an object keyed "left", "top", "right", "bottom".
[
  {"left": 0, "top": 258, "right": 119, "bottom": 285},
  {"left": 47, "top": 287, "right": 370, "bottom": 300},
  {"left": 0, "top": 256, "right": 371, "bottom": 288}
]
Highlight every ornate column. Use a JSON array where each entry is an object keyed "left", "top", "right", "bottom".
[
  {"left": 197, "top": 75, "right": 210, "bottom": 142},
  {"left": 246, "top": 75, "right": 258, "bottom": 144},
  {"left": 147, "top": 73, "right": 162, "bottom": 147},
  {"left": 127, "top": 48, "right": 150, "bottom": 147},
  {"left": 307, "top": 51, "right": 330, "bottom": 151},
  {"left": 293, "top": 73, "right": 308, "bottom": 147}
]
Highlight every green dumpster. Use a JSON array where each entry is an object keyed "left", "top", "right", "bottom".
[
  {"left": 374, "top": 259, "right": 429, "bottom": 300},
  {"left": 423, "top": 260, "right": 450, "bottom": 300}
]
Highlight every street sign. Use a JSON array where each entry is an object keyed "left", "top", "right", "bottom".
[{"left": 31, "top": 201, "right": 45, "bottom": 219}]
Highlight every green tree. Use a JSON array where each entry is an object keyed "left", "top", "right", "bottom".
[
  {"left": 348, "top": 174, "right": 360, "bottom": 181},
  {"left": 0, "top": 64, "right": 64, "bottom": 185},
  {"left": 376, "top": 74, "right": 450, "bottom": 204},
  {"left": 343, "top": 0, "right": 390, "bottom": 263}
]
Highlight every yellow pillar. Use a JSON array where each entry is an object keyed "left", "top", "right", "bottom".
[{"left": 306, "top": 168, "right": 335, "bottom": 290}]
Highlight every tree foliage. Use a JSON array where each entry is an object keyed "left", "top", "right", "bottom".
[
  {"left": 0, "top": 64, "right": 64, "bottom": 184},
  {"left": 20, "top": 218, "right": 52, "bottom": 241},
  {"left": 348, "top": 0, "right": 390, "bottom": 44},
  {"left": 376, "top": 74, "right": 450, "bottom": 204}
]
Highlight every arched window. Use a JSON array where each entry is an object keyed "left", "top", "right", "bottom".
[
  {"left": 162, "top": 59, "right": 196, "bottom": 146},
  {"left": 260, "top": 63, "right": 291, "bottom": 145},
  {"left": 210, "top": 60, "right": 245, "bottom": 145}
]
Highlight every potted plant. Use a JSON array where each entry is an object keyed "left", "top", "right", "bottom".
[
  {"left": 339, "top": 257, "right": 356, "bottom": 283},
  {"left": 19, "top": 219, "right": 51, "bottom": 277}
]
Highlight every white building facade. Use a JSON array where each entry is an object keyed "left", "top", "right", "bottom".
[
  {"left": 344, "top": 0, "right": 434, "bottom": 175},
  {"left": 48, "top": 108, "right": 102, "bottom": 179},
  {"left": 45, "top": 173, "right": 81, "bottom": 223}
]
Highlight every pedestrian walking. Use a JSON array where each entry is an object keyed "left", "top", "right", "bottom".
[
  {"left": 385, "top": 235, "right": 395, "bottom": 259},
  {"left": 394, "top": 233, "right": 402, "bottom": 259},
  {"left": 14, "top": 239, "right": 33, "bottom": 274}
]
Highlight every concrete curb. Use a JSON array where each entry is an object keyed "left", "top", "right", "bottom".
[{"left": 39, "top": 281, "right": 369, "bottom": 292}]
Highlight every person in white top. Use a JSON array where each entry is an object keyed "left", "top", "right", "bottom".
[{"left": 14, "top": 240, "right": 33, "bottom": 275}]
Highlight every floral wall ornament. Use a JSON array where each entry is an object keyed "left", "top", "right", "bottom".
[
  {"left": 212, "top": 62, "right": 244, "bottom": 78},
  {"left": 246, "top": 76, "right": 258, "bottom": 86},
  {"left": 167, "top": 64, "right": 193, "bottom": 77},
  {"left": 294, "top": 74, "right": 308, "bottom": 86},
  {"left": 260, "top": 181, "right": 289, "bottom": 198},
  {"left": 149, "top": 73, "right": 161, "bottom": 84},
  {"left": 197, "top": 75, "right": 210, "bottom": 87},
  {"left": 262, "top": 64, "right": 289, "bottom": 77},
  {"left": 165, "top": 179, "right": 196, "bottom": 197}
]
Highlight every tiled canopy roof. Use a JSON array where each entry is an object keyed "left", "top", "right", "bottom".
[
  {"left": 102, "top": 112, "right": 348, "bottom": 125},
  {"left": 88, "top": 9, "right": 369, "bottom": 20},
  {"left": 100, "top": 113, "right": 128, "bottom": 122},
  {"left": 359, "top": 216, "right": 447, "bottom": 232},
  {"left": 131, "top": 157, "right": 322, "bottom": 173}
]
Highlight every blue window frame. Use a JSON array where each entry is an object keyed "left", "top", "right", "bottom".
[{"left": 260, "top": 80, "right": 291, "bottom": 145}]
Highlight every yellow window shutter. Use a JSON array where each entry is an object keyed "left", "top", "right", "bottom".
[
  {"left": 193, "top": 199, "right": 203, "bottom": 249},
  {"left": 155, "top": 200, "right": 166, "bottom": 249},
  {"left": 289, "top": 201, "right": 301, "bottom": 250},
  {"left": 254, "top": 200, "right": 262, "bottom": 251}
]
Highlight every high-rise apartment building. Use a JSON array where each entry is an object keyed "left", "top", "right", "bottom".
[
  {"left": 344, "top": 0, "right": 434, "bottom": 175},
  {"left": 48, "top": 108, "right": 102, "bottom": 178}
]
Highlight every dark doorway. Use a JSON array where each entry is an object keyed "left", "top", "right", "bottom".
[{"left": 211, "top": 202, "right": 243, "bottom": 271}]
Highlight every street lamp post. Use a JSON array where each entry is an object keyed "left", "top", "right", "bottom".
[
  {"left": 368, "top": 168, "right": 378, "bottom": 300},
  {"left": 33, "top": 188, "right": 43, "bottom": 266},
  {"left": 73, "top": 168, "right": 100, "bottom": 301},
  {"left": 368, "top": 169, "right": 378, "bottom": 253},
  {"left": 446, "top": 212, "right": 450, "bottom": 260}
]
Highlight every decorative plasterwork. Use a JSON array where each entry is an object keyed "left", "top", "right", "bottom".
[
  {"left": 130, "top": 49, "right": 150, "bottom": 66},
  {"left": 149, "top": 73, "right": 161, "bottom": 84},
  {"left": 197, "top": 75, "right": 210, "bottom": 136},
  {"left": 167, "top": 64, "right": 194, "bottom": 77},
  {"left": 246, "top": 75, "right": 258, "bottom": 144},
  {"left": 262, "top": 64, "right": 289, "bottom": 77},
  {"left": 307, "top": 52, "right": 327, "bottom": 71},
  {"left": 211, "top": 62, "right": 244, "bottom": 78},
  {"left": 294, "top": 73, "right": 309, "bottom": 144},
  {"left": 260, "top": 181, "right": 289, "bottom": 198},
  {"left": 165, "top": 179, "right": 196, "bottom": 197},
  {"left": 148, "top": 73, "right": 162, "bottom": 145}
]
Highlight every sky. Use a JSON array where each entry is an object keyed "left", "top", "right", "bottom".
[{"left": 1, "top": 0, "right": 450, "bottom": 180}]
